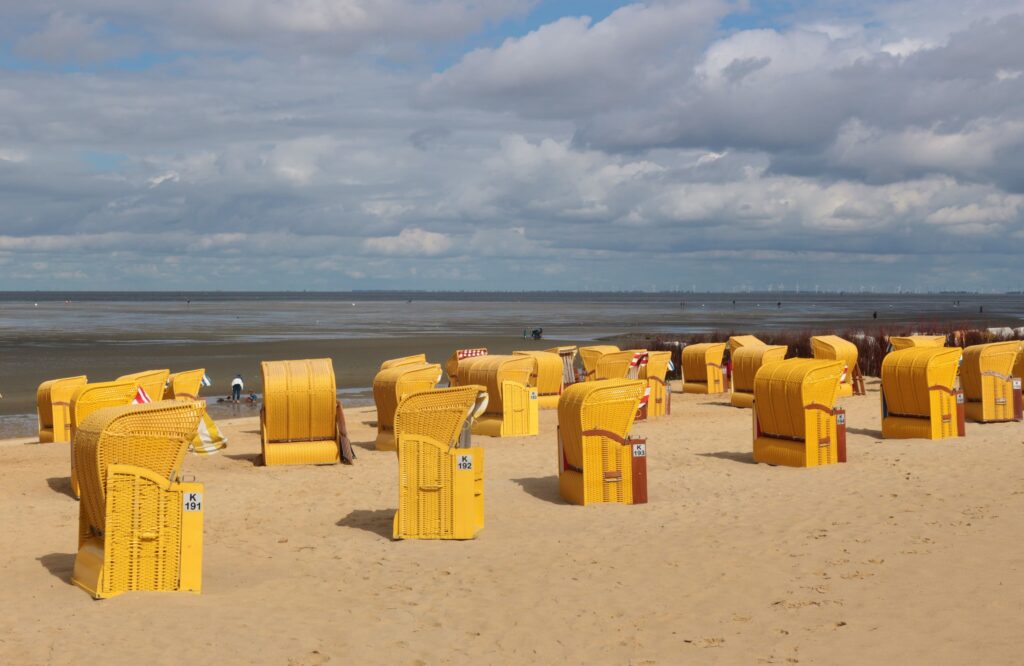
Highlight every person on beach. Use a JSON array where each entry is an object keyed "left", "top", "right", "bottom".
[{"left": 231, "top": 374, "right": 244, "bottom": 403}]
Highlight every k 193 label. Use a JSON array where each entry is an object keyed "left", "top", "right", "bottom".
[
  {"left": 182, "top": 492, "right": 203, "bottom": 512},
  {"left": 836, "top": 413, "right": 846, "bottom": 425},
  {"left": 632, "top": 443, "right": 646, "bottom": 458},
  {"left": 456, "top": 455, "right": 473, "bottom": 471}
]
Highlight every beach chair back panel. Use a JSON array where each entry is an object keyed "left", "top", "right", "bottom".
[
  {"left": 445, "top": 348, "right": 488, "bottom": 386},
  {"left": 729, "top": 335, "right": 764, "bottom": 355},
  {"left": 681, "top": 343, "right": 726, "bottom": 392},
  {"left": 164, "top": 368, "right": 205, "bottom": 401},
  {"left": 961, "top": 342, "right": 1019, "bottom": 422},
  {"left": 1014, "top": 343, "right": 1024, "bottom": 385},
  {"left": 460, "top": 355, "right": 535, "bottom": 415},
  {"left": 889, "top": 335, "right": 946, "bottom": 352},
  {"left": 732, "top": 345, "right": 787, "bottom": 393},
  {"left": 514, "top": 351, "right": 564, "bottom": 396},
  {"left": 811, "top": 336, "right": 858, "bottom": 389},
  {"left": 117, "top": 369, "right": 171, "bottom": 403},
  {"left": 75, "top": 400, "right": 202, "bottom": 536},
  {"left": 755, "top": 359, "right": 842, "bottom": 440},
  {"left": 595, "top": 350, "right": 645, "bottom": 381},
  {"left": 579, "top": 345, "right": 619, "bottom": 380},
  {"left": 36, "top": 375, "right": 88, "bottom": 443},
  {"left": 380, "top": 354, "right": 427, "bottom": 371},
  {"left": 882, "top": 348, "right": 961, "bottom": 417},
  {"left": 261, "top": 359, "right": 337, "bottom": 442},
  {"left": 373, "top": 363, "right": 442, "bottom": 433},
  {"left": 69, "top": 380, "right": 141, "bottom": 497}
]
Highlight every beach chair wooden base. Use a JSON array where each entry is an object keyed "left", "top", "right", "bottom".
[
  {"left": 536, "top": 393, "right": 560, "bottom": 410},
  {"left": 731, "top": 391, "right": 755, "bottom": 409},
  {"left": 262, "top": 439, "right": 340, "bottom": 466}
]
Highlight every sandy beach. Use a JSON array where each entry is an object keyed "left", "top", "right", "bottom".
[{"left": 1, "top": 378, "right": 1021, "bottom": 664}]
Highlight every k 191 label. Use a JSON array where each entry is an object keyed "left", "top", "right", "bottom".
[
  {"left": 456, "top": 455, "right": 473, "bottom": 471},
  {"left": 182, "top": 492, "right": 203, "bottom": 512}
]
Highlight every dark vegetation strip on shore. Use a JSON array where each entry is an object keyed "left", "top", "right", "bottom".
[{"left": 616, "top": 324, "right": 1024, "bottom": 380}]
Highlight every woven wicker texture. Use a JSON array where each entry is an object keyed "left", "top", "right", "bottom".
[
  {"left": 373, "top": 362, "right": 442, "bottom": 443},
  {"left": 882, "top": 347, "right": 961, "bottom": 417},
  {"left": 557, "top": 379, "right": 645, "bottom": 505},
  {"left": 579, "top": 345, "right": 619, "bottom": 380},
  {"left": 117, "top": 369, "right": 170, "bottom": 401},
  {"left": 164, "top": 368, "right": 205, "bottom": 400},
  {"left": 69, "top": 380, "right": 140, "bottom": 496},
  {"left": 459, "top": 355, "right": 535, "bottom": 415},
  {"left": 754, "top": 359, "right": 842, "bottom": 439},
  {"left": 889, "top": 335, "right": 946, "bottom": 351},
  {"left": 961, "top": 342, "right": 1020, "bottom": 422},
  {"left": 642, "top": 351, "right": 672, "bottom": 418},
  {"left": 393, "top": 386, "right": 487, "bottom": 539},
  {"left": 682, "top": 343, "right": 726, "bottom": 394},
  {"left": 595, "top": 350, "right": 646, "bottom": 381},
  {"left": 261, "top": 358, "right": 336, "bottom": 442},
  {"left": 260, "top": 358, "right": 339, "bottom": 465},
  {"left": 729, "top": 335, "right": 764, "bottom": 355},
  {"left": 811, "top": 335, "right": 859, "bottom": 396},
  {"left": 72, "top": 400, "right": 203, "bottom": 598},
  {"left": 380, "top": 354, "right": 427, "bottom": 371},
  {"left": 514, "top": 350, "right": 564, "bottom": 398},
  {"left": 732, "top": 345, "right": 788, "bottom": 393},
  {"left": 36, "top": 375, "right": 87, "bottom": 443}
]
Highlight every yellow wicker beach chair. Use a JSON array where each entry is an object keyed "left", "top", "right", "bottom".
[
  {"left": 1015, "top": 343, "right": 1024, "bottom": 388},
  {"left": 514, "top": 350, "right": 564, "bottom": 409},
  {"left": 752, "top": 359, "right": 845, "bottom": 467},
  {"left": 579, "top": 345, "right": 619, "bottom": 380},
  {"left": 445, "top": 348, "right": 488, "bottom": 387},
  {"left": 681, "top": 342, "right": 727, "bottom": 394},
  {"left": 380, "top": 354, "right": 427, "bottom": 371},
  {"left": 881, "top": 347, "right": 964, "bottom": 440},
  {"left": 731, "top": 345, "right": 787, "bottom": 408},
  {"left": 811, "top": 335, "right": 865, "bottom": 397},
  {"left": 459, "top": 355, "right": 538, "bottom": 437},
  {"left": 889, "top": 335, "right": 946, "bottom": 351},
  {"left": 594, "top": 349, "right": 647, "bottom": 380},
  {"left": 68, "top": 380, "right": 140, "bottom": 498},
  {"left": 373, "top": 362, "right": 443, "bottom": 450},
  {"left": 117, "top": 369, "right": 170, "bottom": 402},
  {"left": 729, "top": 335, "right": 764, "bottom": 355},
  {"left": 641, "top": 351, "right": 672, "bottom": 418},
  {"left": 72, "top": 400, "right": 204, "bottom": 598},
  {"left": 545, "top": 346, "right": 579, "bottom": 386},
  {"left": 36, "top": 375, "right": 87, "bottom": 443},
  {"left": 393, "top": 386, "right": 489, "bottom": 540},
  {"left": 557, "top": 379, "right": 648, "bottom": 505},
  {"left": 260, "top": 358, "right": 350, "bottom": 466},
  {"left": 163, "top": 368, "right": 205, "bottom": 400},
  {"left": 960, "top": 342, "right": 1023, "bottom": 423}
]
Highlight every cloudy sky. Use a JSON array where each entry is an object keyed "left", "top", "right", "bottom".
[{"left": 1, "top": 0, "right": 1023, "bottom": 292}]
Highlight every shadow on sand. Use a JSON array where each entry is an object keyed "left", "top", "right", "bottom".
[
  {"left": 847, "top": 427, "right": 882, "bottom": 439},
  {"left": 46, "top": 477, "right": 76, "bottom": 498},
  {"left": 511, "top": 476, "right": 566, "bottom": 505},
  {"left": 697, "top": 450, "right": 757, "bottom": 464},
  {"left": 38, "top": 552, "right": 76, "bottom": 585},
  {"left": 225, "top": 452, "right": 262, "bottom": 465},
  {"left": 336, "top": 509, "right": 394, "bottom": 540}
]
